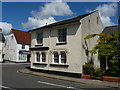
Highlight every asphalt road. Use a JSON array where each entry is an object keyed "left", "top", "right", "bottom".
[{"left": 1, "top": 64, "right": 117, "bottom": 90}]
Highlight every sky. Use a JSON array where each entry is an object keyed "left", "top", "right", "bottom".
[{"left": 0, "top": 1, "right": 119, "bottom": 35}]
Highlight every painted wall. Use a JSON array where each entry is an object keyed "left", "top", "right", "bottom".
[
  {"left": 81, "top": 11, "right": 104, "bottom": 69},
  {"left": 3, "top": 34, "right": 18, "bottom": 62},
  {"left": 30, "top": 11, "right": 104, "bottom": 74},
  {"left": 3, "top": 33, "right": 30, "bottom": 62}
]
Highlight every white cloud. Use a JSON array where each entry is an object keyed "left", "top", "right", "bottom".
[
  {"left": 87, "top": 3, "right": 117, "bottom": 27},
  {"left": 22, "top": 1, "right": 73, "bottom": 29},
  {"left": 22, "top": 17, "right": 56, "bottom": 29},
  {"left": 96, "top": 3, "right": 117, "bottom": 27},
  {"left": 0, "top": 22, "right": 12, "bottom": 35}
]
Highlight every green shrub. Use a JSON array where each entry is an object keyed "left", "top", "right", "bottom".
[
  {"left": 83, "top": 63, "right": 94, "bottom": 75},
  {"left": 93, "top": 69, "right": 106, "bottom": 77}
]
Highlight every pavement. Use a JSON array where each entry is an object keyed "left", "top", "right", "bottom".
[{"left": 18, "top": 68, "right": 120, "bottom": 88}]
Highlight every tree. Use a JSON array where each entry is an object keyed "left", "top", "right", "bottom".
[{"left": 84, "top": 32, "right": 120, "bottom": 77}]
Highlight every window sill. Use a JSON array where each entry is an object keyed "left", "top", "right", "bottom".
[
  {"left": 33, "top": 63, "right": 47, "bottom": 65},
  {"left": 56, "top": 42, "right": 67, "bottom": 45},
  {"left": 35, "top": 44, "right": 43, "bottom": 46},
  {"left": 50, "top": 64, "right": 69, "bottom": 67}
]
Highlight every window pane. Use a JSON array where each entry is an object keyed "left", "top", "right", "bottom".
[
  {"left": 54, "top": 53, "right": 59, "bottom": 63},
  {"left": 22, "top": 44, "right": 25, "bottom": 49},
  {"left": 36, "top": 53, "right": 40, "bottom": 62},
  {"left": 42, "top": 53, "right": 46, "bottom": 62},
  {"left": 58, "top": 28, "right": 67, "bottom": 43},
  {"left": 37, "top": 33, "right": 43, "bottom": 44},
  {"left": 61, "top": 52, "right": 66, "bottom": 64}
]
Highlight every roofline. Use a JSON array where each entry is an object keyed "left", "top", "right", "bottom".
[
  {"left": 80, "top": 10, "right": 98, "bottom": 23},
  {"left": 11, "top": 29, "right": 28, "bottom": 32},
  {"left": 28, "top": 11, "right": 97, "bottom": 32},
  {"left": 105, "top": 25, "right": 118, "bottom": 28}
]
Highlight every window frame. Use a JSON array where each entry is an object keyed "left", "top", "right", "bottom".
[
  {"left": 41, "top": 52, "right": 46, "bottom": 63},
  {"left": 36, "top": 32, "right": 43, "bottom": 45},
  {"left": 36, "top": 52, "right": 41, "bottom": 62},
  {"left": 22, "top": 44, "right": 25, "bottom": 49},
  {"left": 58, "top": 28, "right": 67, "bottom": 43},
  {"left": 35, "top": 52, "right": 46, "bottom": 63},
  {"left": 53, "top": 51, "right": 67, "bottom": 65}
]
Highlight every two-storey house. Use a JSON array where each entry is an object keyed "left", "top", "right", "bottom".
[
  {"left": 29, "top": 11, "right": 104, "bottom": 75},
  {"left": 3, "top": 29, "right": 31, "bottom": 62}
]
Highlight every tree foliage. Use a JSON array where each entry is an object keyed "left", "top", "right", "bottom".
[{"left": 84, "top": 32, "right": 120, "bottom": 77}]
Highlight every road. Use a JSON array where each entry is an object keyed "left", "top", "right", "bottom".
[{"left": 1, "top": 64, "right": 117, "bottom": 90}]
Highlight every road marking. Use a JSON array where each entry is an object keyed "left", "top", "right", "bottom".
[
  {"left": 38, "top": 81, "right": 82, "bottom": 89},
  {"left": 0, "top": 85, "right": 16, "bottom": 90}
]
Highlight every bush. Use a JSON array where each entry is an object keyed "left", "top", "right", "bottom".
[
  {"left": 93, "top": 69, "right": 106, "bottom": 77},
  {"left": 83, "top": 63, "right": 94, "bottom": 75}
]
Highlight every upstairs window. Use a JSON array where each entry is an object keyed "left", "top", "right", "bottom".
[
  {"left": 37, "top": 32, "right": 43, "bottom": 44},
  {"left": 58, "top": 28, "right": 67, "bottom": 43},
  {"left": 11, "top": 35, "right": 13, "bottom": 39},
  {"left": 22, "top": 44, "right": 25, "bottom": 49}
]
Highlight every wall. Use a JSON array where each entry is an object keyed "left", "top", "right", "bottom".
[
  {"left": 81, "top": 11, "right": 104, "bottom": 69},
  {"left": 3, "top": 34, "right": 18, "bottom": 62}
]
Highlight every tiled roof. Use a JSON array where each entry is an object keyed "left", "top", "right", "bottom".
[
  {"left": 103, "top": 25, "right": 119, "bottom": 34},
  {"left": 29, "top": 11, "right": 97, "bottom": 32},
  {"left": 11, "top": 29, "right": 31, "bottom": 45}
]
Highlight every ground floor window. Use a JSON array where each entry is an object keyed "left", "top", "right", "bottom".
[
  {"left": 54, "top": 52, "right": 59, "bottom": 63},
  {"left": 53, "top": 51, "right": 67, "bottom": 64},
  {"left": 41, "top": 52, "right": 46, "bottom": 62},
  {"left": 36, "top": 52, "right": 40, "bottom": 62},
  {"left": 19, "top": 54, "right": 27, "bottom": 60},
  {"left": 35, "top": 52, "right": 46, "bottom": 63},
  {"left": 61, "top": 52, "right": 66, "bottom": 64}
]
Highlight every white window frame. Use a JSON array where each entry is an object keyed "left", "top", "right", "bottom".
[
  {"left": 52, "top": 51, "right": 67, "bottom": 64},
  {"left": 58, "top": 28, "right": 67, "bottom": 43},
  {"left": 19, "top": 54, "right": 27, "bottom": 60},
  {"left": 35, "top": 52, "right": 46, "bottom": 63},
  {"left": 35, "top": 52, "right": 41, "bottom": 63},
  {"left": 41, "top": 52, "right": 46, "bottom": 63}
]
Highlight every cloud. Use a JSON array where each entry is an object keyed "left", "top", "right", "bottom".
[
  {"left": 22, "top": 1, "right": 73, "bottom": 29},
  {"left": 96, "top": 3, "right": 117, "bottom": 27},
  {"left": 22, "top": 17, "right": 56, "bottom": 29},
  {"left": 0, "top": 22, "right": 12, "bottom": 35},
  {"left": 87, "top": 3, "right": 117, "bottom": 27}
]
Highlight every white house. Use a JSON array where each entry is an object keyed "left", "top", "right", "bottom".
[
  {"left": 29, "top": 11, "right": 104, "bottom": 75},
  {"left": 0, "top": 29, "right": 5, "bottom": 62},
  {"left": 3, "top": 29, "right": 31, "bottom": 62}
]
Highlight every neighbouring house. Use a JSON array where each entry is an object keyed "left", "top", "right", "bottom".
[
  {"left": 3, "top": 29, "right": 31, "bottom": 62},
  {"left": 101, "top": 25, "right": 120, "bottom": 69},
  {"left": 0, "top": 29, "right": 5, "bottom": 62},
  {"left": 103, "top": 25, "right": 119, "bottom": 34},
  {"left": 29, "top": 11, "right": 104, "bottom": 75}
]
